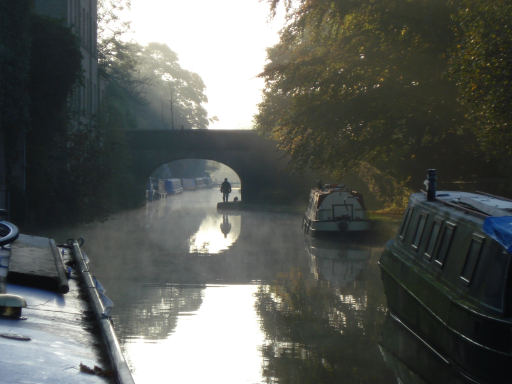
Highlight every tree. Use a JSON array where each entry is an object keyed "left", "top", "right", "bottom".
[
  {"left": 449, "top": 1, "right": 512, "bottom": 159},
  {"left": 257, "top": 0, "right": 478, "bottom": 206},
  {"left": 98, "top": 0, "right": 133, "bottom": 79},
  {"left": 136, "top": 42, "right": 209, "bottom": 130},
  {"left": 92, "top": 0, "right": 210, "bottom": 218}
]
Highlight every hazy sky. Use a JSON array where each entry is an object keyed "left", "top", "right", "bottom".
[{"left": 127, "top": 0, "right": 285, "bottom": 130}]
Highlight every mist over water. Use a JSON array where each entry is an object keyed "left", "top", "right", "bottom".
[{"left": 48, "top": 188, "right": 447, "bottom": 383}]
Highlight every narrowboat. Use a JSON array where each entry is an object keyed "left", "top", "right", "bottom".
[
  {"left": 194, "top": 177, "right": 208, "bottom": 189},
  {"left": 0, "top": 221, "right": 134, "bottom": 384},
  {"left": 303, "top": 184, "right": 371, "bottom": 233},
  {"left": 379, "top": 313, "right": 468, "bottom": 384},
  {"left": 164, "top": 178, "right": 184, "bottom": 195},
  {"left": 379, "top": 170, "right": 512, "bottom": 383},
  {"left": 181, "top": 178, "right": 196, "bottom": 191}
]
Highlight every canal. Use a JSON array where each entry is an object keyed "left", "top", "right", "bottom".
[{"left": 49, "top": 188, "right": 443, "bottom": 383}]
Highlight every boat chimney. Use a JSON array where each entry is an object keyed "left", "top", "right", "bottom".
[{"left": 427, "top": 169, "right": 437, "bottom": 201}]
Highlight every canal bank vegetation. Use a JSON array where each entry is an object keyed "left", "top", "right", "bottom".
[
  {"left": 89, "top": 0, "right": 211, "bottom": 222},
  {"left": 1, "top": 1, "right": 211, "bottom": 226},
  {"left": 257, "top": 0, "right": 512, "bottom": 210},
  {"left": 1, "top": 3, "right": 83, "bottom": 225}
]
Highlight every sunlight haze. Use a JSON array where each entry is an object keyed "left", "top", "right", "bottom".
[{"left": 128, "top": 0, "right": 285, "bottom": 129}]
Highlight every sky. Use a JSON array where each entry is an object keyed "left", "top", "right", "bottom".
[{"left": 127, "top": 0, "right": 285, "bottom": 130}]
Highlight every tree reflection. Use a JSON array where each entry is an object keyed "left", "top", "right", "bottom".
[
  {"left": 255, "top": 248, "right": 394, "bottom": 383},
  {"left": 113, "top": 285, "right": 204, "bottom": 341}
]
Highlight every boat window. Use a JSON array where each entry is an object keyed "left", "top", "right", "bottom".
[
  {"left": 412, "top": 213, "right": 428, "bottom": 250},
  {"left": 460, "top": 234, "right": 485, "bottom": 285},
  {"left": 424, "top": 220, "right": 442, "bottom": 261},
  {"left": 399, "top": 208, "right": 412, "bottom": 241},
  {"left": 434, "top": 222, "right": 456, "bottom": 267}
]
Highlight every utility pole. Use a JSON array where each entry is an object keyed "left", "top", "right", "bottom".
[{"left": 169, "top": 87, "right": 175, "bottom": 129}]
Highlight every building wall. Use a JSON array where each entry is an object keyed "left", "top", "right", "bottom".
[{"left": 34, "top": 0, "right": 98, "bottom": 129}]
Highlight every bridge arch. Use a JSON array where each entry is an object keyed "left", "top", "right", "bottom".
[
  {"left": 126, "top": 129, "right": 309, "bottom": 204},
  {"left": 150, "top": 158, "right": 241, "bottom": 194}
]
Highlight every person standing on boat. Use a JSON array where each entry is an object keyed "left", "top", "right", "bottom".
[{"left": 220, "top": 178, "right": 232, "bottom": 202}]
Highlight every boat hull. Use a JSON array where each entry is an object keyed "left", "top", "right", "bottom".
[{"left": 380, "top": 244, "right": 512, "bottom": 384}]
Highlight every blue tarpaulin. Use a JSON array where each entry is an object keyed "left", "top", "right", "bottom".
[{"left": 483, "top": 216, "right": 512, "bottom": 253}]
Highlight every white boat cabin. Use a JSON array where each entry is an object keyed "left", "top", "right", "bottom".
[{"left": 304, "top": 184, "right": 370, "bottom": 232}]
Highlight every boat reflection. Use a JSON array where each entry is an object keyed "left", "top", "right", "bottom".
[
  {"left": 189, "top": 212, "right": 240, "bottom": 254},
  {"left": 305, "top": 236, "right": 371, "bottom": 288},
  {"left": 255, "top": 237, "right": 395, "bottom": 384}
]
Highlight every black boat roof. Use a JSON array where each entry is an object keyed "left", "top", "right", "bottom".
[{"left": 413, "top": 190, "right": 512, "bottom": 218}]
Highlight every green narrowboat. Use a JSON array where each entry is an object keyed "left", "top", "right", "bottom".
[{"left": 379, "top": 170, "right": 512, "bottom": 383}]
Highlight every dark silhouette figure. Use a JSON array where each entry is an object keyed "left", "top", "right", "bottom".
[
  {"left": 220, "top": 214, "right": 231, "bottom": 238},
  {"left": 220, "top": 178, "right": 231, "bottom": 202}
]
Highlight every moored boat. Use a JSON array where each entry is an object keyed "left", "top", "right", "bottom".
[
  {"left": 379, "top": 170, "right": 512, "bottom": 383},
  {"left": 181, "top": 178, "right": 196, "bottom": 191},
  {"left": 303, "top": 184, "right": 371, "bottom": 233},
  {"left": 0, "top": 221, "right": 134, "bottom": 384},
  {"left": 164, "top": 178, "right": 184, "bottom": 195}
]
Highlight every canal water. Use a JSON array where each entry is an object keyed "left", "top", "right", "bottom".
[{"left": 49, "top": 189, "right": 453, "bottom": 383}]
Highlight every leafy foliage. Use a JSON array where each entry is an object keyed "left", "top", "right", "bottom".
[
  {"left": 259, "top": 0, "right": 510, "bottom": 206},
  {"left": 82, "top": 2, "right": 209, "bottom": 222},
  {"left": 135, "top": 42, "right": 209, "bottom": 130},
  {"left": 97, "top": 0, "right": 133, "bottom": 78},
  {"left": 449, "top": 0, "right": 512, "bottom": 158}
]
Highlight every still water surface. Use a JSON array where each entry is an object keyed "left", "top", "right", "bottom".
[{"left": 48, "top": 189, "right": 449, "bottom": 383}]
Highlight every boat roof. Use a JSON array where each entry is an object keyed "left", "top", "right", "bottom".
[
  {"left": 413, "top": 191, "right": 512, "bottom": 252},
  {"left": 0, "top": 234, "right": 113, "bottom": 383},
  {"left": 0, "top": 282, "right": 111, "bottom": 384},
  {"left": 416, "top": 191, "right": 512, "bottom": 217},
  {"left": 313, "top": 184, "right": 357, "bottom": 195}
]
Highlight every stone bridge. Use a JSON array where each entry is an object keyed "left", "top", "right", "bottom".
[{"left": 125, "top": 129, "right": 310, "bottom": 204}]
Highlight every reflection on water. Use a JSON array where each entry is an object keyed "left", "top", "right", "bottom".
[
  {"left": 124, "top": 285, "right": 265, "bottom": 384},
  {"left": 189, "top": 213, "right": 240, "bottom": 254},
  {"left": 44, "top": 189, "right": 464, "bottom": 383},
  {"left": 306, "top": 236, "right": 371, "bottom": 288},
  {"left": 114, "top": 284, "right": 204, "bottom": 342},
  {"left": 255, "top": 239, "right": 393, "bottom": 383}
]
